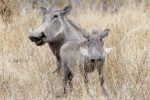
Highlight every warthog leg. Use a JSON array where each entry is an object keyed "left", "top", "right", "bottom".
[
  {"left": 63, "top": 71, "right": 73, "bottom": 94},
  {"left": 68, "top": 72, "right": 73, "bottom": 92},
  {"left": 79, "top": 64, "right": 90, "bottom": 95},
  {"left": 53, "top": 54, "right": 61, "bottom": 74},
  {"left": 62, "top": 61, "right": 73, "bottom": 94},
  {"left": 63, "top": 71, "right": 68, "bottom": 94},
  {"left": 96, "top": 60, "right": 107, "bottom": 95}
]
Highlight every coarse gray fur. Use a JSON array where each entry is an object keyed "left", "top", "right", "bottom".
[
  {"left": 29, "top": 6, "right": 86, "bottom": 72},
  {"left": 60, "top": 29, "right": 110, "bottom": 95}
]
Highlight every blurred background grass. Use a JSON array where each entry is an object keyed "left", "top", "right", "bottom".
[{"left": 0, "top": 0, "right": 150, "bottom": 100}]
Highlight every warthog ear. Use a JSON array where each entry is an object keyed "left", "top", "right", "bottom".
[
  {"left": 83, "top": 34, "right": 89, "bottom": 39},
  {"left": 40, "top": 7, "right": 48, "bottom": 15},
  {"left": 61, "top": 6, "right": 72, "bottom": 16},
  {"left": 100, "top": 29, "right": 110, "bottom": 39},
  {"left": 79, "top": 38, "right": 88, "bottom": 47}
]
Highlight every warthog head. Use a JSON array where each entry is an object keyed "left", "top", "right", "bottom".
[
  {"left": 80, "top": 29, "right": 110, "bottom": 60},
  {"left": 29, "top": 6, "right": 72, "bottom": 46}
]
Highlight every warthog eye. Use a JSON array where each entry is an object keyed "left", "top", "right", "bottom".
[{"left": 53, "top": 15, "right": 58, "bottom": 18}]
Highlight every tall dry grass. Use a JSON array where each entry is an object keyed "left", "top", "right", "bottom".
[{"left": 0, "top": 4, "right": 150, "bottom": 100}]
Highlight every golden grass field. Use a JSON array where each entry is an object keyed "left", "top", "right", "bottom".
[{"left": 0, "top": 3, "right": 150, "bottom": 100}]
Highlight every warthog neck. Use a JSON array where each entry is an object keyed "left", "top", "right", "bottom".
[{"left": 60, "top": 17, "right": 82, "bottom": 41}]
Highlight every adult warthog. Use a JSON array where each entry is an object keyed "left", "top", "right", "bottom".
[
  {"left": 60, "top": 29, "right": 111, "bottom": 95},
  {"left": 29, "top": 6, "right": 86, "bottom": 72}
]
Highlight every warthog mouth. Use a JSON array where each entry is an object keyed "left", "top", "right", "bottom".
[{"left": 29, "top": 33, "right": 47, "bottom": 46}]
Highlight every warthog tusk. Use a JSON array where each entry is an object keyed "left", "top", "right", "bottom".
[
  {"left": 104, "top": 47, "right": 113, "bottom": 54},
  {"left": 29, "top": 27, "right": 33, "bottom": 35},
  {"left": 80, "top": 47, "right": 89, "bottom": 57}
]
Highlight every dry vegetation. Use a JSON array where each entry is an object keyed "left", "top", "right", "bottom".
[{"left": 0, "top": 1, "right": 150, "bottom": 100}]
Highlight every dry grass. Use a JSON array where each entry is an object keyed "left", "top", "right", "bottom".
[{"left": 0, "top": 4, "right": 150, "bottom": 100}]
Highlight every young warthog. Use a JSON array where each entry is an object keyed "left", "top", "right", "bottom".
[
  {"left": 28, "top": 6, "right": 86, "bottom": 73},
  {"left": 60, "top": 29, "right": 110, "bottom": 95}
]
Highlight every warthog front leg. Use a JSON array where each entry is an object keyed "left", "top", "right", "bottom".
[
  {"left": 96, "top": 60, "right": 107, "bottom": 95},
  {"left": 53, "top": 54, "right": 61, "bottom": 74},
  {"left": 68, "top": 72, "right": 73, "bottom": 92},
  {"left": 63, "top": 71, "right": 73, "bottom": 94},
  {"left": 62, "top": 61, "right": 69, "bottom": 94},
  {"left": 79, "top": 64, "right": 90, "bottom": 95},
  {"left": 63, "top": 72, "right": 68, "bottom": 94},
  {"left": 62, "top": 61, "right": 73, "bottom": 94}
]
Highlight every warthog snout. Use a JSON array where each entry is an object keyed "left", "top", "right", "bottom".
[{"left": 29, "top": 32, "right": 47, "bottom": 46}]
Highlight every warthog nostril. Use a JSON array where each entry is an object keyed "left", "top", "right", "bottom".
[
  {"left": 41, "top": 32, "right": 46, "bottom": 38},
  {"left": 29, "top": 36, "right": 36, "bottom": 42}
]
